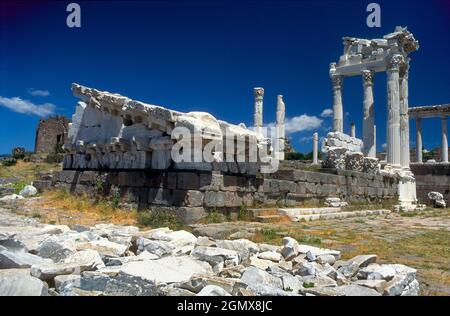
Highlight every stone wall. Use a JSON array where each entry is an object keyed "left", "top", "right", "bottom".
[
  {"left": 411, "top": 163, "right": 450, "bottom": 205},
  {"left": 36, "top": 167, "right": 399, "bottom": 221},
  {"left": 35, "top": 116, "right": 70, "bottom": 154}
]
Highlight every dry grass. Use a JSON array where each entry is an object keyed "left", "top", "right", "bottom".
[
  {"left": 244, "top": 211, "right": 450, "bottom": 296},
  {"left": 20, "top": 189, "right": 138, "bottom": 227},
  {"left": 0, "top": 160, "right": 61, "bottom": 183}
]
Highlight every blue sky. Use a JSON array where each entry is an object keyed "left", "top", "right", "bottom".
[{"left": 1, "top": 0, "right": 449, "bottom": 154}]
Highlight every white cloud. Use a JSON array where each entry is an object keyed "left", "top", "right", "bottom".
[
  {"left": 284, "top": 114, "right": 322, "bottom": 134},
  {"left": 267, "top": 114, "right": 322, "bottom": 135},
  {"left": 382, "top": 143, "right": 387, "bottom": 150},
  {"left": 28, "top": 89, "right": 50, "bottom": 97},
  {"left": 320, "top": 108, "right": 333, "bottom": 118},
  {"left": 0, "top": 96, "right": 55, "bottom": 117}
]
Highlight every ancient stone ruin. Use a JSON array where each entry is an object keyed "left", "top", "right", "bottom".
[
  {"left": 35, "top": 116, "right": 70, "bottom": 154},
  {"left": 325, "top": 26, "right": 420, "bottom": 210}
]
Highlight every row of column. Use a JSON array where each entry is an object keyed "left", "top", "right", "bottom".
[
  {"left": 330, "top": 54, "right": 411, "bottom": 169},
  {"left": 415, "top": 116, "right": 448, "bottom": 163},
  {"left": 253, "top": 87, "right": 286, "bottom": 160}
]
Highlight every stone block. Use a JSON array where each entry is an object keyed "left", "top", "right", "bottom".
[
  {"left": 285, "top": 193, "right": 309, "bottom": 206},
  {"left": 225, "top": 192, "right": 242, "bottom": 207},
  {"left": 78, "top": 171, "right": 96, "bottom": 185},
  {"left": 148, "top": 188, "right": 171, "bottom": 205},
  {"left": 166, "top": 172, "right": 177, "bottom": 189},
  {"left": 305, "top": 182, "right": 317, "bottom": 194},
  {"left": 296, "top": 182, "right": 306, "bottom": 194},
  {"left": 199, "top": 172, "right": 222, "bottom": 191},
  {"left": 184, "top": 190, "right": 204, "bottom": 207},
  {"left": 177, "top": 172, "right": 200, "bottom": 190},
  {"left": 305, "top": 172, "right": 321, "bottom": 183},
  {"left": 33, "top": 180, "right": 52, "bottom": 192},
  {"left": 278, "top": 180, "right": 297, "bottom": 193},
  {"left": 174, "top": 207, "right": 207, "bottom": 224},
  {"left": 204, "top": 191, "right": 226, "bottom": 207},
  {"left": 221, "top": 175, "right": 238, "bottom": 191}
]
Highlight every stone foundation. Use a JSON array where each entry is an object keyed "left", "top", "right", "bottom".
[
  {"left": 35, "top": 167, "right": 399, "bottom": 222},
  {"left": 411, "top": 163, "right": 450, "bottom": 205}
]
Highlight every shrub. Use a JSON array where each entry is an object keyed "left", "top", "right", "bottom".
[
  {"left": 203, "top": 210, "right": 225, "bottom": 223},
  {"left": 45, "top": 152, "right": 64, "bottom": 163},
  {"left": 285, "top": 152, "right": 305, "bottom": 161},
  {"left": 13, "top": 180, "right": 27, "bottom": 194},
  {"left": 237, "top": 203, "right": 250, "bottom": 221},
  {"left": 1, "top": 158, "right": 17, "bottom": 167},
  {"left": 137, "top": 210, "right": 182, "bottom": 229}
]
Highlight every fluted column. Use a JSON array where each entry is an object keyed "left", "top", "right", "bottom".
[
  {"left": 442, "top": 115, "right": 448, "bottom": 163},
  {"left": 399, "top": 64, "right": 410, "bottom": 169},
  {"left": 253, "top": 87, "right": 264, "bottom": 136},
  {"left": 330, "top": 63, "right": 343, "bottom": 133},
  {"left": 350, "top": 122, "right": 356, "bottom": 138},
  {"left": 362, "top": 70, "right": 375, "bottom": 158},
  {"left": 275, "top": 95, "right": 286, "bottom": 161},
  {"left": 416, "top": 118, "right": 422, "bottom": 163},
  {"left": 312, "top": 132, "right": 319, "bottom": 165},
  {"left": 386, "top": 55, "right": 403, "bottom": 168}
]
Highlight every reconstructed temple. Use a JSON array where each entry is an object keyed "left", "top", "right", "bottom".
[{"left": 326, "top": 26, "right": 420, "bottom": 210}]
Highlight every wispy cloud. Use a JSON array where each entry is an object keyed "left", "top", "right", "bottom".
[
  {"left": 0, "top": 96, "right": 55, "bottom": 117},
  {"left": 320, "top": 108, "right": 333, "bottom": 118},
  {"left": 28, "top": 88, "right": 50, "bottom": 97}
]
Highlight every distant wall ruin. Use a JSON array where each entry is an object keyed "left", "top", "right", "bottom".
[{"left": 35, "top": 116, "right": 70, "bottom": 154}]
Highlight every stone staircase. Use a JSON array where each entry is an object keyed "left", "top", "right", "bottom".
[{"left": 249, "top": 207, "right": 391, "bottom": 223}]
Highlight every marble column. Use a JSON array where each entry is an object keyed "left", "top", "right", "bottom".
[
  {"left": 312, "top": 132, "right": 319, "bottom": 165},
  {"left": 275, "top": 95, "right": 286, "bottom": 161},
  {"left": 386, "top": 55, "right": 403, "bottom": 168},
  {"left": 253, "top": 87, "right": 264, "bottom": 136},
  {"left": 350, "top": 122, "right": 356, "bottom": 138},
  {"left": 330, "top": 63, "right": 344, "bottom": 133},
  {"left": 416, "top": 118, "right": 423, "bottom": 163},
  {"left": 442, "top": 115, "right": 448, "bottom": 163},
  {"left": 362, "top": 70, "right": 376, "bottom": 158},
  {"left": 399, "top": 64, "right": 411, "bottom": 169}
]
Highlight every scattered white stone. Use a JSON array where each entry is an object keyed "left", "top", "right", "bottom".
[
  {"left": 0, "top": 249, "right": 53, "bottom": 269},
  {"left": 196, "top": 285, "right": 231, "bottom": 296},
  {"left": 280, "top": 237, "right": 299, "bottom": 260},
  {"left": 19, "top": 185, "right": 38, "bottom": 197},
  {"left": 428, "top": 191, "right": 446, "bottom": 208},
  {"left": 241, "top": 266, "right": 283, "bottom": 289},
  {"left": 0, "top": 273, "right": 48, "bottom": 296},
  {"left": 118, "top": 256, "right": 213, "bottom": 284},
  {"left": 257, "top": 251, "right": 282, "bottom": 262},
  {"left": 76, "top": 239, "right": 128, "bottom": 257},
  {"left": 248, "top": 255, "right": 276, "bottom": 270},
  {"left": 0, "top": 194, "right": 24, "bottom": 202}
]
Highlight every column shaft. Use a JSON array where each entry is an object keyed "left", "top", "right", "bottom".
[
  {"left": 313, "top": 132, "right": 319, "bottom": 165},
  {"left": 253, "top": 87, "right": 264, "bottom": 135},
  {"left": 386, "top": 55, "right": 403, "bottom": 167},
  {"left": 362, "top": 70, "right": 375, "bottom": 157},
  {"left": 331, "top": 75, "right": 344, "bottom": 133},
  {"left": 416, "top": 118, "right": 422, "bottom": 163},
  {"left": 399, "top": 66, "right": 410, "bottom": 169},
  {"left": 442, "top": 116, "right": 448, "bottom": 163}
]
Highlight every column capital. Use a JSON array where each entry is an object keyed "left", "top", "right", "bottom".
[
  {"left": 387, "top": 54, "right": 404, "bottom": 71},
  {"left": 253, "top": 87, "right": 264, "bottom": 98},
  {"left": 331, "top": 74, "right": 343, "bottom": 88},
  {"left": 362, "top": 70, "right": 375, "bottom": 86}
]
